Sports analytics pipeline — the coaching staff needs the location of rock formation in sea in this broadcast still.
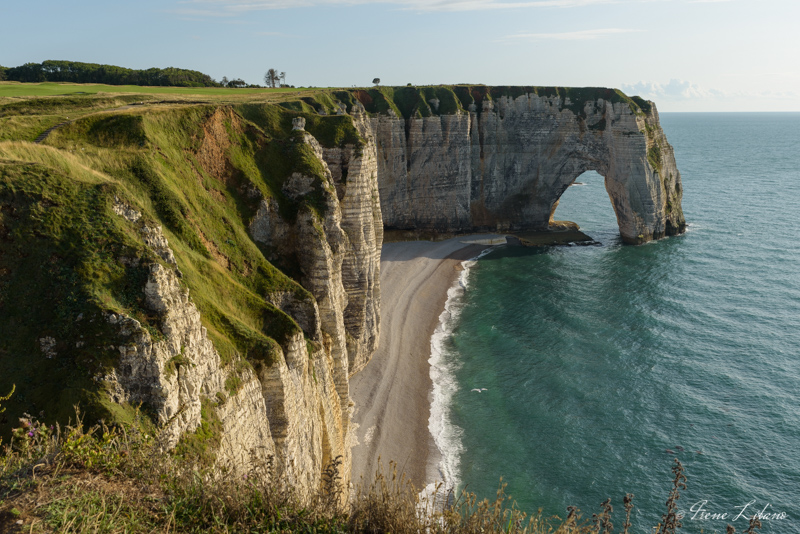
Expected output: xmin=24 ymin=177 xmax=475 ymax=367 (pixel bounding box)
xmin=365 ymin=87 xmax=685 ymax=244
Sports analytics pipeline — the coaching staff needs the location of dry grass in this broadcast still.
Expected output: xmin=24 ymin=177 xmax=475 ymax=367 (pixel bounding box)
xmin=0 ymin=413 xmax=572 ymax=533
xmin=0 ymin=408 xmax=765 ymax=534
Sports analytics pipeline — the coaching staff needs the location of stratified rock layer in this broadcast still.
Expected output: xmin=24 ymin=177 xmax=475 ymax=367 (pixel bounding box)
xmin=370 ymin=94 xmax=685 ymax=243
xmin=104 ymin=112 xmax=384 ymax=499
xmin=247 ymin=126 xmax=383 ymax=492
xmin=107 ymin=201 xmax=276 ymax=476
xmin=321 ymin=112 xmax=383 ymax=375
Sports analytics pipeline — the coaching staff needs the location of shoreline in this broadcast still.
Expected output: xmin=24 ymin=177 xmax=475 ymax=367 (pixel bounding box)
xmin=349 ymin=235 xmax=502 ymax=491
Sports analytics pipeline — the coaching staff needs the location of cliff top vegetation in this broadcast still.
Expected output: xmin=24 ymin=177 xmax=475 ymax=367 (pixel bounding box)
xmin=1 ymin=82 xmax=653 ymax=117
xmin=346 ymin=85 xmax=650 ymax=120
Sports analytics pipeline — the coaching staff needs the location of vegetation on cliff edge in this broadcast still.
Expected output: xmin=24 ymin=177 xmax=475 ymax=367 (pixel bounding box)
xmin=345 ymin=85 xmax=650 ymax=120
xmin=0 ymin=408 xmax=763 ymax=533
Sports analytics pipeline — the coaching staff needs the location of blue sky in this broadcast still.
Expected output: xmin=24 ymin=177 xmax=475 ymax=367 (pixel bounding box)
xmin=2 ymin=0 xmax=798 ymax=111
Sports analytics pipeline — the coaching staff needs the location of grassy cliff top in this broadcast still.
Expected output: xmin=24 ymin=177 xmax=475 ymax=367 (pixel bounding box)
xmin=0 ymin=92 xmax=368 ymax=434
xmin=1 ymin=82 xmax=652 ymax=121
xmin=344 ymin=85 xmax=650 ymax=119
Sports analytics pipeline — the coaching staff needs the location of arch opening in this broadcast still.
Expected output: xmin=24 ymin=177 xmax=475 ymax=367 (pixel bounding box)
xmin=550 ymin=170 xmax=621 ymax=243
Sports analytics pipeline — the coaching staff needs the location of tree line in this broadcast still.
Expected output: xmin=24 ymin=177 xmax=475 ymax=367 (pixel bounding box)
xmin=1 ymin=60 xmax=223 ymax=87
xmin=0 ymin=61 xmax=296 ymax=89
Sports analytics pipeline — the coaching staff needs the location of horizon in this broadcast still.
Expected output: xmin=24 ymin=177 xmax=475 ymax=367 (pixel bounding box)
xmin=2 ymin=0 xmax=799 ymax=113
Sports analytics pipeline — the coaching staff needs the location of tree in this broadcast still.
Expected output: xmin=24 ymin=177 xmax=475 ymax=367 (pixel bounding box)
xmin=221 ymin=76 xmax=229 ymax=87
xmin=264 ymin=68 xmax=280 ymax=88
xmin=280 ymin=71 xmax=286 ymax=87
xmin=372 ymin=78 xmax=380 ymax=86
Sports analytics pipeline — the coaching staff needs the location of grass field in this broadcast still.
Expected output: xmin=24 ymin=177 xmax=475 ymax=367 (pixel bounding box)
xmin=0 ymin=83 xmax=348 ymax=142
xmin=0 ymin=81 xmax=303 ymax=98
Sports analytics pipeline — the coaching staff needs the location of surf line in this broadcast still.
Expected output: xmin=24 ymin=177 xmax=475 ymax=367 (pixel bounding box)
xmin=422 ymin=244 xmax=500 ymax=505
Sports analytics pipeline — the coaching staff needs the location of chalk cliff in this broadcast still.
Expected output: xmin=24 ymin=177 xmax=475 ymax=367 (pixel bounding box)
xmin=247 ymin=118 xmax=383 ymax=490
xmin=0 ymin=104 xmax=383 ymax=500
xmin=361 ymin=87 xmax=685 ymax=244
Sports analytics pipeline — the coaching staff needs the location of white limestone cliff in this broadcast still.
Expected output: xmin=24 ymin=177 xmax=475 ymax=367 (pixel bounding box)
xmin=369 ymin=93 xmax=685 ymax=244
xmin=106 ymin=201 xmax=276 ymax=476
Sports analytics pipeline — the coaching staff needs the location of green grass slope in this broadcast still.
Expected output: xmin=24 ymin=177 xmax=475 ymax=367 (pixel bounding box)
xmin=0 ymin=93 xmax=364 ymax=436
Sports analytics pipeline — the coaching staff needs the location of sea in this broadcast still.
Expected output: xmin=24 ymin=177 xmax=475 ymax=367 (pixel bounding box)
xmin=428 ymin=113 xmax=800 ymax=533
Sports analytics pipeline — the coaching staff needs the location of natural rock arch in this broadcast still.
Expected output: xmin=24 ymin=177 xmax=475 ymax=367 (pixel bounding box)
xmin=370 ymin=90 xmax=685 ymax=244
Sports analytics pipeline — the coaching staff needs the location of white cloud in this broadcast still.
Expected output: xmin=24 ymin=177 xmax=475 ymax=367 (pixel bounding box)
xmin=622 ymin=79 xmax=800 ymax=104
xmin=172 ymin=6 xmax=239 ymax=17
xmin=622 ymin=79 xmax=721 ymax=100
xmin=505 ymin=28 xmax=643 ymax=40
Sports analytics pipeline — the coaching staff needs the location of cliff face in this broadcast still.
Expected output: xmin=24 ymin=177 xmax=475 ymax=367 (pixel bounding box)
xmin=0 ymin=103 xmax=382 ymax=500
xmin=243 ymin=116 xmax=383 ymax=490
xmin=368 ymin=91 xmax=685 ymax=244
xmin=102 ymin=112 xmax=385 ymax=494
xmin=105 ymin=204 xmax=277 ymax=472
xmin=318 ymin=113 xmax=383 ymax=376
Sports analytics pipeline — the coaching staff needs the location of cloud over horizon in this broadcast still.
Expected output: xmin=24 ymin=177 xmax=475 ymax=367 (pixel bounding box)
xmin=504 ymin=28 xmax=643 ymax=40
xmin=622 ymin=79 xmax=720 ymax=100
xmin=622 ymin=79 xmax=799 ymax=109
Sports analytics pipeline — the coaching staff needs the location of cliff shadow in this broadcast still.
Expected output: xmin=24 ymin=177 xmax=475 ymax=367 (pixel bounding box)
xmin=380 ymin=234 xmax=507 ymax=263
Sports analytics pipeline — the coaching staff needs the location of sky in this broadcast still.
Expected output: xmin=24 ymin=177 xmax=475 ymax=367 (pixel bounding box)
xmin=2 ymin=0 xmax=799 ymax=111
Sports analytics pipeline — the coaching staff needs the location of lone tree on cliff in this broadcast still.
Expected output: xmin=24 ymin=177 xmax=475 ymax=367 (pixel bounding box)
xmin=264 ymin=68 xmax=280 ymax=88
xmin=372 ymin=77 xmax=380 ymax=86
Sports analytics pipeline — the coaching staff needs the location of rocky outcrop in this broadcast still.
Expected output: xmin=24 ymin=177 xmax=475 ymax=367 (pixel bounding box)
xmin=320 ymin=112 xmax=383 ymax=375
xmin=247 ymin=125 xmax=383 ymax=493
xmin=105 ymin=201 xmax=275 ymax=474
xmin=255 ymin=329 xmax=346 ymax=494
xmin=108 ymin=184 xmax=362 ymax=498
xmin=369 ymin=92 xmax=685 ymax=244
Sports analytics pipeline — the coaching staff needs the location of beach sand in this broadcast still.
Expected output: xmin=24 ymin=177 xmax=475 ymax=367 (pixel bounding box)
xmin=349 ymin=236 xmax=502 ymax=491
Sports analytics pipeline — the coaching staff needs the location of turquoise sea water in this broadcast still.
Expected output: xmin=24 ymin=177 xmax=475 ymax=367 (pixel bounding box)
xmin=434 ymin=113 xmax=800 ymax=533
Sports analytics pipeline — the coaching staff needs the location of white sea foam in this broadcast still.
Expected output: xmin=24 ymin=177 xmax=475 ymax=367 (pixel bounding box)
xmin=427 ymin=246 xmax=497 ymax=493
